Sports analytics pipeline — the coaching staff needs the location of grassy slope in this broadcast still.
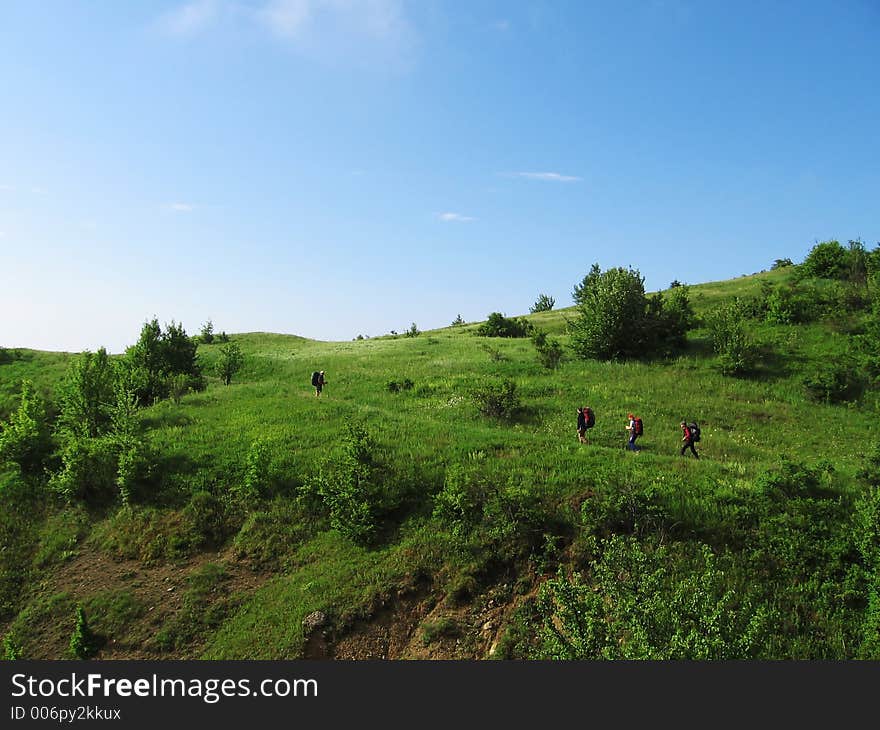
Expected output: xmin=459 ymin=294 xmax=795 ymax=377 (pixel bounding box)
xmin=1 ymin=266 xmax=877 ymax=659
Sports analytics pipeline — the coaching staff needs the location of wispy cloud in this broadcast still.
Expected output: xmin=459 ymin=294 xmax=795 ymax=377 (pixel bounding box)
xmin=437 ymin=212 xmax=474 ymax=223
xmin=167 ymin=202 xmax=196 ymax=212
xmin=492 ymin=19 xmax=511 ymax=31
xmin=508 ymin=171 xmax=582 ymax=182
xmin=157 ymin=0 xmax=416 ymax=67
xmin=158 ymin=0 xmax=225 ymax=36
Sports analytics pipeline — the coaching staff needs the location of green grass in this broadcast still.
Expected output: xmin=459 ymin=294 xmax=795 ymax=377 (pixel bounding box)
xmin=2 ymin=266 xmax=879 ymax=659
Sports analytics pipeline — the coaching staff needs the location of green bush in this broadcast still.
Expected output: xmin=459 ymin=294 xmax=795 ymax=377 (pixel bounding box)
xmin=800 ymin=240 xmax=848 ymax=280
xmin=216 ymin=342 xmax=244 ymax=386
xmin=532 ymin=331 xmax=564 ymax=370
xmin=803 ymin=361 xmax=865 ymax=404
xmin=56 ymin=348 xmax=117 ymax=439
xmin=183 ymin=491 xmax=228 ymax=548
xmin=0 ymin=380 xmax=53 ymax=480
xmin=433 ymin=463 xmax=491 ymax=537
xmin=470 ymin=379 xmax=520 ymax=419
xmin=69 ymin=605 xmax=102 ymax=659
xmin=529 ymin=294 xmax=555 ymax=313
xmin=705 ymin=300 xmax=759 ymax=375
xmin=476 ymin=312 xmax=533 ymax=338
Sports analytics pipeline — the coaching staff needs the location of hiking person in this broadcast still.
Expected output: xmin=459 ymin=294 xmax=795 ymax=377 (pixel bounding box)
xmin=680 ymin=420 xmax=700 ymax=458
xmin=311 ymin=370 xmax=326 ymax=397
xmin=626 ymin=413 xmax=643 ymax=451
xmin=577 ymin=406 xmax=595 ymax=444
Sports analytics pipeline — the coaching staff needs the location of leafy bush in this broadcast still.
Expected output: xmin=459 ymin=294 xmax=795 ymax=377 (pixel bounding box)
xmin=800 ymin=240 xmax=848 ymax=280
xmin=537 ymin=536 xmax=774 ymax=659
xmin=529 ymin=294 xmax=555 ymax=313
xmin=570 ymin=264 xmax=694 ymax=360
xmin=239 ymin=438 xmax=272 ymax=502
xmin=405 ymin=323 xmax=421 ymax=338
xmin=531 ymin=330 xmax=564 ymax=369
xmin=57 ymin=348 xmax=117 ymax=439
xmin=433 ymin=462 xmax=492 ymax=537
xmin=451 ymin=314 xmax=465 ymax=326
xmin=772 ymin=258 xmax=794 ymax=269
xmin=183 ymin=491 xmax=229 ymax=548
xmin=705 ymin=300 xmax=759 ymax=375
xmin=803 ymin=360 xmax=865 ymax=404
xmin=476 ymin=312 xmax=533 ymax=338
xmin=0 ymin=380 xmax=53 ymax=479
xmin=470 ymin=379 xmax=520 ymax=419
xmin=49 ymin=435 xmax=118 ymax=502
xmin=386 ymin=379 xmax=414 ymax=393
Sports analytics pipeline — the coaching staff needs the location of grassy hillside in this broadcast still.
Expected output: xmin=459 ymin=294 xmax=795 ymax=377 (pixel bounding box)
xmin=2 ymin=266 xmax=879 ymax=660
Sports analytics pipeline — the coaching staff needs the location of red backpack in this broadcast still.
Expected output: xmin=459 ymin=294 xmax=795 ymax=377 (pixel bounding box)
xmin=634 ymin=417 xmax=643 ymax=436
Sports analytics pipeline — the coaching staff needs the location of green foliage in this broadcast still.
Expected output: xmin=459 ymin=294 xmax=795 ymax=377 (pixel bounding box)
xmin=3 ymin=633 xmax=23 ymax=659
xmin=772 ymin=258 xmax=794 ymax=269
xmin=122 ymin=318 xmax=204 ymax=405
xmin=451 ymin=314 xmax=465 ymax=326
xmin=469 ymin=378 xmax=520 ymax=419
xmin=476 ymin=312 xmax=533 ymax=338
xmin=433 ymin=462 xmax=491 ymax=537
xmin=570 ymin=265 xmax=693 ymax=360
xmin=531 ymin=330 xmax=564 ymax=370
xmin=300 ymin=425 xmax=403 ymax=545
xmin=0 ymin=380 xmax=53 ymax=479
xmin=217 ymin=331 xmax=230 ymax=343
xmin=183 ymin=491 xmax=229 ymax=549
xmin=705 ymin=299 xmax=759 ymax=375
xmin=57 ymin=348 xmax=117 ymax=439
xmin=233 ymin=499 xmax=312 ymax=571
xmin=386 ymin=378 xmax=414 ymax=393
xmin=529 ymin=293 xmax=555 ymax=313
xmin=216 ymin=342 xmax=244 ymax=386
xmin=404 ymin=323 xmax=421 ymax=338
xmin=49 ymin=434 xmax=117 ymax=501
xmin=69 ymin=605 xmax=102 ymax=659
xmin=800 ymin=240 xmax=848 ymax=280
xmin=200 ymin=320 xmax=215 ymax=345
xmin=538 ymin=537 xmax=774 ymax=659
xmin=240 ymin=438 xmax=272 ymax=503
xmin=802 ymin=359 xmax=865 ymax=404
xmin=421 ymin=617 xmax=460 ymax=645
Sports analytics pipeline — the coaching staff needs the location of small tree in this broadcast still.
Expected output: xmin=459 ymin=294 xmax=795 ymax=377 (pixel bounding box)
xmin=530 ymin=294 xmax=555 ymax=313
xmin=800 ymin=240 xmax=848 ymax=280
xmin=452 ymin=314 xmax=465 ymax=326
xmin=405 ymin=323 xmax=421 ymax=338
xmin=470 ymin=379 xmax=520 ymax=419
xmin=57 ymin=348 xmax=117 ymax=439
xmin=216 ymin=343 xmax=244 ymax=386
xmin=772 ymin=258 xmax=794 ymax=270
xmin=706 ymin=300 xmax=758 ymax=376
xmin=0 ymin=380 xmax=53 ymax=479
xmin=532 ymin=330 xmax=564 ymax=369
xmin=200 ymin=320 xmax=215 ymax=344
xmin=477 ymin=312 xmax=532 ymax=338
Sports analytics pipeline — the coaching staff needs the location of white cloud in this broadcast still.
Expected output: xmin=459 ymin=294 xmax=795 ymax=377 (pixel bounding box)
xmin=437 ymin=212 xmax=474 ymax=222
xmin=493 ymin=19 xmax=511 ymax=31
xmin=157 ymin=0 xmax=416 ymax=66
xmin=167 ymin=202 xmax=196 ymax=212
xmin=509 ymin=172 xmax=582 ymax=182
xmin=159 ymin=0 xmax=224 ymax=36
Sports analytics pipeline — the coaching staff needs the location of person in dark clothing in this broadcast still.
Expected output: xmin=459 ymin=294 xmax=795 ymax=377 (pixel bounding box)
xmin=576 ymin=407 xmax=593 ymax=444
xmin=626 ymin=413 xmax=641 ymax=451
xmin=680 ymin=420 xmax=699 ymax=458
xmin=315 ymin=370 xmax=326 ymax=397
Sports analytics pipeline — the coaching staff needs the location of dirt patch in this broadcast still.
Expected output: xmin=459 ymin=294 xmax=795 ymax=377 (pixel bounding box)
xmin=26 ymin=546 xmax=267 ymax=659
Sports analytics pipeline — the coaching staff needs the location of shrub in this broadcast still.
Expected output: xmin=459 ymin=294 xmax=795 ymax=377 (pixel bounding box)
xmin=532 ymin=330 xmax=564 ymax=369
xmin=387 ymin=379 xmax=414 ymax=394
xmin=216 ymin=342 xmax=245 ymax=386
xmin=405 ymin=323 xmax=421 ymax=338
xmin=0 ymin=380 xmax=53 ymax=479
xmin=122 ymin=318 xmax=204 ymax=405
xmin=477 ymin=312 xmax=533 ymax=338
xmin=803 ymin=361 xmax=865 ymax=404
xmin=470 ymin=379 xmax=520 ymax=419
xmin=183 ymin=491 xmax=228 ymax=548
xmin=199 ymin=320 xmax=215 ymax=344
xmin=800 ymin=240 xmax=848 ymax=280
xmin=451 ymin=314 xmax=465 ymax=326
xmin=433 ymin=463 xmax=492 ymax=537
xmin=57 ymin=348 xmax=117 ymax=439
xmin=240 ymin=438 xmax=272 ymax=503
xmin=705 ymin=300 xmax=759 ymax=375
xmin=49 ymin=435 xmax=118 ymax=502
xmin=3 ymin=633 xmax=22 ymax=660
xmin=217 ymin=331 xmax=230 ymax=343
xmin=529 ymin=294 xmax=555 ymax=313
xmin=772 ymin=258 xmax=794 ymax=269
xmin=69 ymin=605 xmax=102 ymax=659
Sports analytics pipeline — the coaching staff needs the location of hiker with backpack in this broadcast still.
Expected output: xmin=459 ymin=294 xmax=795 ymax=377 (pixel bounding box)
xmin=626 ymin=413 xmax=643 ymax=451
xmin=680 ymin=420 xmax=700 ymax=458
xmin=311 ymin=370 xmax=326 ymax=397
xmin=577 ymin=406 xmax=595 ymax=444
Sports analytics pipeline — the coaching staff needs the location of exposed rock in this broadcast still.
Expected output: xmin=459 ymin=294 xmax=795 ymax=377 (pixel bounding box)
xmin=302 ymin=611 xmax=327 ymax=632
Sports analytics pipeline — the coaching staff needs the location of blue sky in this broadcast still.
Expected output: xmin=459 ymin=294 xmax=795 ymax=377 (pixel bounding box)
xmin=1 ymin=1 xmax=878 ymax=352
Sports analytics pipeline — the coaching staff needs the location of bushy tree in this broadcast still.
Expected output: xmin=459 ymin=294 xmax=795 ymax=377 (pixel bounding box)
xmin=69 ymin=605 xmax=101 ymax=659
xmin=530 ymin=294 xmax=555 ymax=313
xmin=57 ymin=348 xmax=117 ymax=439
xmin=476 ymin=312 xmax=532 ymax=338
xmin=451 ymin=314 xmax=465 ymax=326
xmin=405 ymin=323 xmax=421 ymax=338
xmin=705 ymin=300 xmax=758 ymax=375
xmin=470 ymin=379 xmax=520 ymax=418
xmin=122 ymin=319 xmax=204 ymax=405
xmin=569 ymin=266 xmax=649 ymax=360
xmin=800 ymin=240 xmax=848 ymax=279
xmin=0 ymin=380 xmax=53 ymax=479
xmin=772 ymin=258 xmax=794 ymax=270
xmin=216 ymin=342 xmax=244 ymax=386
